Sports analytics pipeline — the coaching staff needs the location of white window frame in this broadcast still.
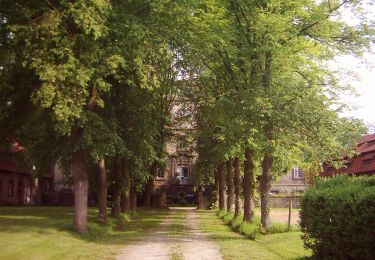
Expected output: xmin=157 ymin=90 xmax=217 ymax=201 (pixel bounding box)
xmin=292 ymin=166 xmax=302 ymax=179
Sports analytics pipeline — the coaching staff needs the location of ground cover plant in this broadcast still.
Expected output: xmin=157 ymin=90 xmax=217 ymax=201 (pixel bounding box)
xmin=197 ymin=210 xmax=311 ymax=260
xmin=0 ymin=207 xmax=168 ymax=260
xmin=300 ymin=175 xmax=375 ymax=259
xmin=218 ymin=209 xmax=300 ymax=240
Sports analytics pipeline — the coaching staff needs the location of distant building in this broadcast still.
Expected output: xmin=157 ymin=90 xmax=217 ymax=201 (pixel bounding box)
xmin=0 ymin=143 xmax=34 ymax=205
xmin=321 ymin=133 xmax=375 ymax=177
xmin=0 ymin=143 xmax=73 ymax=206
xmin=151 ymin=104 xmax=198 ymax=206
xmin=270 ymin=166 xmax=308 ymax=194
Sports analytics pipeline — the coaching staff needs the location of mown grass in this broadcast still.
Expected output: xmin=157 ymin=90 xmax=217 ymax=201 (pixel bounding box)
xmin=0 ymin=206 xmax=168 ymax=260
xmin=197 ymin=210 xmax=311 ymax=260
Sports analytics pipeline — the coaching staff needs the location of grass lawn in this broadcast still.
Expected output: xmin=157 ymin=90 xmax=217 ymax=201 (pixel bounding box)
xmin=0 ymin=206 xmax=168 ymax=260
xmin=197 ymin=210 xmax=312 ymax=260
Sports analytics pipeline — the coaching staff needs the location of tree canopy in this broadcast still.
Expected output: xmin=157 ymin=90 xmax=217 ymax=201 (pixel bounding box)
xmin=0 ymin=0 xmax=373 ymax=233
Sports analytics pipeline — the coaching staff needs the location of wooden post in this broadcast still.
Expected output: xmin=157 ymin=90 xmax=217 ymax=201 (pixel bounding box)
xmin=288 ymin=199 xmax=292 ymax=230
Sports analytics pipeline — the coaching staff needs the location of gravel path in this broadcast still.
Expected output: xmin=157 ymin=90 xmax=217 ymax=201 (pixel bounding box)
xmin=116 ymin=208 xmax=222 ymax=260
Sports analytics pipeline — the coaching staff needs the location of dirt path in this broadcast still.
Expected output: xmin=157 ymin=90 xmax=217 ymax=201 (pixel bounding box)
xmin=116 ymin=208 xmax=222 ymax=260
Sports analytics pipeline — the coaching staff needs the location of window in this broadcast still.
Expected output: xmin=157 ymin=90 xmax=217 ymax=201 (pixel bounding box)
xmin=156 ymin=168 xmax=164 ymax=178
xmin=292 ymin=166 xmax=303 ymax=179
xmin=176 ymin=165 xmax=189 ymax=179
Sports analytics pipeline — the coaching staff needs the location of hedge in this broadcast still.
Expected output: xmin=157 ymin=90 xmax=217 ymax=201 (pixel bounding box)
xmin=300 ymin=175 xmax=375 ymax=259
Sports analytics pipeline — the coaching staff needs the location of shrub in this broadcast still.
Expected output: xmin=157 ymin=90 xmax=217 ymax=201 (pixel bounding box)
xmin=217 ymin=210 xmax=227 ymax=218
xmin=239 ymin=221 xmax=259 ymax=239
xmin=231 ymin=215 xmax=242 ymax=231
xmin=222 ymin=212 xmax=235 ymax=225
xmin=217 ymin=210 xmax=296 ymax=240
xmin=300 ymin=175 xmax=375 ymax=259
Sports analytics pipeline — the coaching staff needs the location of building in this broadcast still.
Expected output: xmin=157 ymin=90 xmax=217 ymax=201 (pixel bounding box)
xmin=0 ymin=143 xmax=72 ymax=206
xmin=0 ymin=143 xmax=34 ymax=205
xmin=151 ymin=104 xmax=198 ymax=206
xmin=270 ymin=166 xmax=308 ymax=194
xmin=321 ymin=133 xmax=375 ymax=177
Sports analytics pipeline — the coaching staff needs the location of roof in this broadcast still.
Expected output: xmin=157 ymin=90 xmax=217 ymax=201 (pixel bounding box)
xmin=356 ymin=133 xmax=375 ymax=154
xmin=321 ymin=133 xmax=375 ymax=177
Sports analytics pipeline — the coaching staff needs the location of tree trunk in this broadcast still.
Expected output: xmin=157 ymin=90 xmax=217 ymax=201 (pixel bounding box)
xmin=111 ymin=157 xmax=121 ymax=217
xmin=144 ymin=161 xmax=157 ymax=207
xmin=218 ymin=162 xmax=226 ymax=212
xmin=97 ymin=158 xmax=107 ymax=222
xmin=214 ymin=169 xmax=219 ymax=207
xmin=243 ymin=148 xmax=255 ymax=222
xmin=226 ymin=159 xmax=234 ymax=212
xmin=260 ymin=153 xmax=273 ymax=230
xmin=72 ymin=148 xmax=88 ymax=234
xmin=120 ymin=158 xmax=131 ymax=213
xmin=233 ymin=158 xmax=242 ymax=217
xmin=35 ymin=177 xmax=42 ymax=205
xmin=130 ymin=185 xmax=137 ymax=211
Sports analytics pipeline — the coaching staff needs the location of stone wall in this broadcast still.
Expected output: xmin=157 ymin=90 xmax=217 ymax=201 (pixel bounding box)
xmin=254 ymin=196 xmax=301 ymax=208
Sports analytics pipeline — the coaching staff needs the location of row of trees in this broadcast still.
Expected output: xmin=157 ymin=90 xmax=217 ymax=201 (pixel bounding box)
xmin=0 ymin=0 xmax=190 ymax=233
xmin=183 ymin=0 xmax=372 ymax=230
xmin=0 ymin=0 xmax=373 ymax=233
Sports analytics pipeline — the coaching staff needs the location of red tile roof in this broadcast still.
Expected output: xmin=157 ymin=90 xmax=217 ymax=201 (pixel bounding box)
xmin=321 ymin=133 xmax=375 ymax=176
xmin=356 ymin=133 xmax=375 ymax=154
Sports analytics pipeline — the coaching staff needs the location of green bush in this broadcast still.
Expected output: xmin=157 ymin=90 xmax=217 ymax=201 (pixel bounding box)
xmin=222 ymin=212 xmax=235 ymax=225
xmin=239 ymin=221 xmax=259 ymax=239
xmin=231 ymin=215 xmax=242 ymax=230
xmin=300 ymin=175 xmax=375 ymax=259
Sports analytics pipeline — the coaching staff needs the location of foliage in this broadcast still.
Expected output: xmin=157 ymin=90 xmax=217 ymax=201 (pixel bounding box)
xmin=197 ymin=210 xmax=311 ymax=259
xmin=300 ymin=175 xmax=375 ymax=259
xmin=217 ymin=210 xmax=299 ymax=240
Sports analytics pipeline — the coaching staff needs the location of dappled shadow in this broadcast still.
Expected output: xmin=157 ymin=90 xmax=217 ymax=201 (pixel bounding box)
xmin=0 ymin=206 xmax=170 ymax=246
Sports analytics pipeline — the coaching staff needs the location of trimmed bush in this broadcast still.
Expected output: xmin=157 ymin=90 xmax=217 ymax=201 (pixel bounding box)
xmin=300 ymin=175 xmax=375 ymax=259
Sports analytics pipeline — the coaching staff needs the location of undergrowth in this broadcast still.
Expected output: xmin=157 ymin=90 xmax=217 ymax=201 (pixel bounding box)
xmin=216 ymin=210 xmax=299 ymax=240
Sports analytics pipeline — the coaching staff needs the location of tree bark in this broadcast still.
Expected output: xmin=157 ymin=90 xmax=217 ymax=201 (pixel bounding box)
xmin=218 ymin=162 xmax=226 ymax=212
xmin=213 ymin=169 xmax=219 ymax=207
xmin=233 ymin=158 xmax=242 ymax=217
xmin=72 ymin=148 xmax=88 ymax=233
xmin=260 ymin=153 xmax=273 ymax=230
xmin=35 ymin=177 xmax=42 ymax=205
xmin=260 ymin=49 xmax=274 ymax=230
xmin=97 ymin=158 xmax=107 ymax=222
xmin=226 ymin=159 xmax=234 ymax=212
xmin=111 ymin=157 xmax=121 ymax=217
xmin=243 ymin=148 xmax=255 ymax=222
xmin=143 ymin=161 xmax=157 ymax=207
xmin=130 ymin=185 xmax=137 ymax=211
xmin=120 ymin=158 xmax=131 ymax=213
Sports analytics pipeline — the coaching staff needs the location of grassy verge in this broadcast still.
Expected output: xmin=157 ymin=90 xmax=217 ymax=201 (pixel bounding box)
xmin=218 ymin=210 xmax=299 ymax=239
xmin=197 ymin=210 xmax=311 ymax=260
xmin=0 ymin=206 xmax=168 ymax=260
